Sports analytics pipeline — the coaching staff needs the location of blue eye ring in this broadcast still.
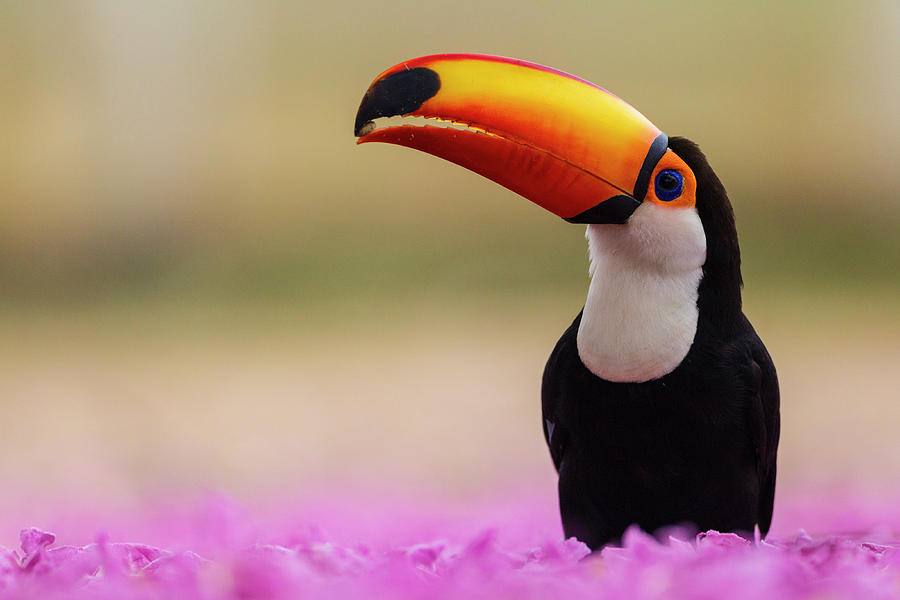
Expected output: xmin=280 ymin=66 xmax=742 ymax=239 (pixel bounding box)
xmin=654 ymin=170 xmax=684 ymax=202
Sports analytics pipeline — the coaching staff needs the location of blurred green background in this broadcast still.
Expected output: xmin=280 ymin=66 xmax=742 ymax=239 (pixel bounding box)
xmin=0 ymin=1 xmax=897 ymax=516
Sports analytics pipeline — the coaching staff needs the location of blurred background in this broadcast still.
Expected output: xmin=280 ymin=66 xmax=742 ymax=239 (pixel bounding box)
xmin=0 ymin=1 xmax=897 ymax=537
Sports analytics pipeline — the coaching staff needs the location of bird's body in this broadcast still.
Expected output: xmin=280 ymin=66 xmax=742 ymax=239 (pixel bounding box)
xmin=543 ymin=137 xmax=779 ymax=549
xmin=544 ymin=308 xmax=778 ymax=549
xmin=355 ymin=55 xmax=780 ymax=551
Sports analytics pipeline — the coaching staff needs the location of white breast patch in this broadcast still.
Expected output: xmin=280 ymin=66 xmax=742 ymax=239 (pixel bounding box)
xmin=577 ymin=203 xmax=707 ymax=383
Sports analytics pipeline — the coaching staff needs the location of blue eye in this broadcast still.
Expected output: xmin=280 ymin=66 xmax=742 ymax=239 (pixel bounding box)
xmin=654 ymin=170 xmax=684 ymax=201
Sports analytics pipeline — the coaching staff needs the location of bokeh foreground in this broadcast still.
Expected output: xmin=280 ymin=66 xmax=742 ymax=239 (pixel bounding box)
xmin=1 ymin=488 xmax=899 ymax=599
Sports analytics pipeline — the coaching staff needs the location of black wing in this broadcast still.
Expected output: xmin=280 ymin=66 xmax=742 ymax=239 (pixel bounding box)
xmin=746 ymin=331 xmax=780 ymax=537
xmin=541 ymin=313 xmax=581 ymax=473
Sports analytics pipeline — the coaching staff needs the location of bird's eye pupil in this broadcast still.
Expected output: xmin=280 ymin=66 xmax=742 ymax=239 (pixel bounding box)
xmin=658 ymin=173 xmax=678 ymax=191
xmin=654 ymin=170 xmax=684 ymax=201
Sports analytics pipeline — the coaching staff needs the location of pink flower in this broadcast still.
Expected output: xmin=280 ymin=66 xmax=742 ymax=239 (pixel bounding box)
xmin=0 ymin=491 xmax=896 ymax=599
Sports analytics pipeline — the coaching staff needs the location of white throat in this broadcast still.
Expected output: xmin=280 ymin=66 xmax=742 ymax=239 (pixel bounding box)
xmin=577 ymin=203 xmax=707 ymax=383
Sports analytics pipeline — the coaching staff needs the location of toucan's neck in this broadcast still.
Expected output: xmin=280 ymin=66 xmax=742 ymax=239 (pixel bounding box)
xmin=667 ymin=136 xmax=744 ymax=328
xmin=576 ymin=205 xmax=707 ymax=383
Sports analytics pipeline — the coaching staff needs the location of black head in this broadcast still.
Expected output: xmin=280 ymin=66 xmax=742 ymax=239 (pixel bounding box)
xmin=667 ymin=137 xmax=743 ymax=323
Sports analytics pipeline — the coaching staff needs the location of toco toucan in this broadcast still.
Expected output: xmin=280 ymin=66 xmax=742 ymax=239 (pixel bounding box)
xmin=353 ymin=54 xmax=780 ymax=550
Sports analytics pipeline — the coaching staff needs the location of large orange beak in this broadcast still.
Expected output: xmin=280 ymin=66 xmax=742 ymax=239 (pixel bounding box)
xmin=354 ymin=54 xmax=674 ymax=224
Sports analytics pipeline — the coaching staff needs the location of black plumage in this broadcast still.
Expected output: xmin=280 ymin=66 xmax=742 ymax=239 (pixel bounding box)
xmin=541 ymin=137 xmax=780 ymax=551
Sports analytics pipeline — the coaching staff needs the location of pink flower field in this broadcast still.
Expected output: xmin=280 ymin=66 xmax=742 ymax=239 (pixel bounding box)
xmin=2 ymin=487 xmax=898 ymax=599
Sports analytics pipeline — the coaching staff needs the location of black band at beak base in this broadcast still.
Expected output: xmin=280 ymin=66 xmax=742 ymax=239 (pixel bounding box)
xmin=564 ymin=195 xmax=642 ymax=224
xmin=633 ymin=133 xmax=669 ymax=201
xmin=564 ymin=133 xmax=668 ymax=224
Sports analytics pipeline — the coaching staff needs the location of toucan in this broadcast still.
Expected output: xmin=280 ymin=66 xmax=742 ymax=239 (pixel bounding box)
xmin=353 ymin=54 xmax=780 ymax=551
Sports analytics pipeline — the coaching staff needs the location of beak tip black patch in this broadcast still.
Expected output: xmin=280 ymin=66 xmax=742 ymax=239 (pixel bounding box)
xmin=354 ymin=67 xmax=441 ymax=137
xmin=355 ymin=120 xmax=376 ymax=137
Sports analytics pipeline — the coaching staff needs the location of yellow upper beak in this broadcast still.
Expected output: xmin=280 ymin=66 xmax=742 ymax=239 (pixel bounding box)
xmin=355 ymin=54 xmax=688 ymax=223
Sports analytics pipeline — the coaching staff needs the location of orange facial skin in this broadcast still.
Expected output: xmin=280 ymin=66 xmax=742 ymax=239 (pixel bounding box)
xmin=355 ymin=54 xmax=697 ymax=222
xmin=647 ymin=151 xmax=697 ymax=210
